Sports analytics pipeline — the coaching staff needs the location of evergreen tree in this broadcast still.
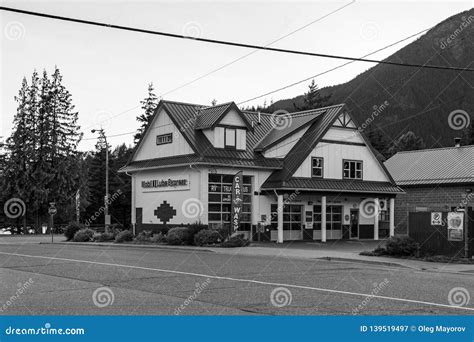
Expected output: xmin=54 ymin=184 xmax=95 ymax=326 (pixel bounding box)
xmin=134 ymin=83 xmax=158 ymax=144
xmin=461 ymin=120 xmax=474 ymax=145
xmin=295 ymin=79 xmax=332 ymax=111
xmin=366 ymin=129 xmax=392 ymax=160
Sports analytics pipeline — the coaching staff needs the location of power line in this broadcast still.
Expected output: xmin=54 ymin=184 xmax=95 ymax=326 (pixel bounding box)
xmin=1 ymin=6 xmax=473 ymax=73
xmin=159 ymin=1 xmax=355 ymax=97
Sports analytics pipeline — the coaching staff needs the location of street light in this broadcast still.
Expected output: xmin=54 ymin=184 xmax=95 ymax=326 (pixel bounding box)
xmin=91 ymin=128 xmax=110 ymax=232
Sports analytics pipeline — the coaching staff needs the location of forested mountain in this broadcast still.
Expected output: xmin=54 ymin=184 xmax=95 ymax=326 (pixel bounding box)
xmin=269 ymin=9 xmax=473 ymax=149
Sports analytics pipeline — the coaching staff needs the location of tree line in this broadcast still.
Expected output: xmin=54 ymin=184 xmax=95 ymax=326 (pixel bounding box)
xmin=0 ymin=68 xmax=159 ymax=231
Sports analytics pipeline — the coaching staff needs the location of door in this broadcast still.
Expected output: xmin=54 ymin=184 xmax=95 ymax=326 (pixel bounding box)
xmin=350 ymin=209 xmax=359 ymax=239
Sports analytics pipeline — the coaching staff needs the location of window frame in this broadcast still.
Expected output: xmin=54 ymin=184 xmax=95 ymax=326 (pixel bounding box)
xmin=224 ymin=127 xmax=237 ymax=149
xmin=156 ymin=133 xmax=173 ymax=146
xmin=311 ymin=157 xmax=324 ymax=178
xmin=342 ymin=159 xmax=363 ymax=180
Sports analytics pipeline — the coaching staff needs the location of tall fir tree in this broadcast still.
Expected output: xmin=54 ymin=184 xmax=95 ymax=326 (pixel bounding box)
xmin=294 ymin=79 xmax=332 ymax=111
xmin=134 ymin=83 xmax=158 ymax=144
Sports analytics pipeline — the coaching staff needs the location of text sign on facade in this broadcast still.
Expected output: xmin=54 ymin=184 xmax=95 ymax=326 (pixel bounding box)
xmin=447 ymin=212 xmax=464 ymax=242
xmin=141 ymin=175 xmax=190 ymax=192
xmin=230 ymin=171 xmax=243 ymax=232
xmin=430 ymin=212 xmax=442 ymax=225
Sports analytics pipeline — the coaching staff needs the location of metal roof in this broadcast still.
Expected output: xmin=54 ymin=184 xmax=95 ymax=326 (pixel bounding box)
xmin=384 ymin=145 xmax=474 ymax=185
xmin=254 ymin=109 xmax=326 ymax=151
xmin=261 ymin=178 xmax=404 ymax=194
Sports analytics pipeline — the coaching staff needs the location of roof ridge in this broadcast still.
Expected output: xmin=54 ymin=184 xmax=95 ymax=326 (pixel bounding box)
xmin=396 ymin=144 xmax=474 ymax=154
xmin=289 ymin=103 xmax=345 ymax=116
xmin=200 ymin=101 xmax=234 ymax=110
xmin=162 ymin=99 xmax=206 ymax=107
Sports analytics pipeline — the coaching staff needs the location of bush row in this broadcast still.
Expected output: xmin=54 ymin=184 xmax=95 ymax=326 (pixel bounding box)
xmin=65 ymin=222 xmax=249 ymax=248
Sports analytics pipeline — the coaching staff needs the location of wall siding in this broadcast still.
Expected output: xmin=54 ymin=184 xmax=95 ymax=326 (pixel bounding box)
xmin=134 ymin=109 xmax=194 ymax=161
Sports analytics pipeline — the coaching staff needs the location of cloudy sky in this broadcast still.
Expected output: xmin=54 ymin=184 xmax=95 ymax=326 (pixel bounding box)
xmin=1 ymin=0 xmax=471 ymax=151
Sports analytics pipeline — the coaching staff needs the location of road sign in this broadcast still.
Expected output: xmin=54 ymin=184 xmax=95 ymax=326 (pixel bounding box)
xmin=430 ymin=212 xmax=442 ymax=225
xmin=48 ymin=207 xmax=57 ymax=216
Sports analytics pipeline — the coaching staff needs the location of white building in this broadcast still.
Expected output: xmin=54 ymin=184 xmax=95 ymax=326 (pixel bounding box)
xmin=119 ymin=100 xmax=403 ymax=242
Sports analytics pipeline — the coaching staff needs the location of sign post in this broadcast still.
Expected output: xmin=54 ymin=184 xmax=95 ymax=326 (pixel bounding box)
xmin=48 ymin=202 xmax=57 ymax=243
xmin=75 ymin=189 xmax=80 ymax=223
xmin=447 ymin=212 xmax=464 ymax=242
xmin=230 ymin=171 xmax=243 ymax=238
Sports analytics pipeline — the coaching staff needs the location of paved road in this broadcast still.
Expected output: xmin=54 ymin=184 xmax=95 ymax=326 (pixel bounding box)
xmin=0 ymin=242 xmax=472 ymax=315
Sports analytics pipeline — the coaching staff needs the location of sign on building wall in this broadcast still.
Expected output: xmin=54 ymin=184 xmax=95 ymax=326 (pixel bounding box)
xmin=230 ymin=171 xmax=243 ymax=232
xmin=430 ymin=212 xmax=442 ymax=226
xmin=141 ymin=175 xmax=190 ymax=192
xmin=447 ymin=212 xmax=464 ymax=241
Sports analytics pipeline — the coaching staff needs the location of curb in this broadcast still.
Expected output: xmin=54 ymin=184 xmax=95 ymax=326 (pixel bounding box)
xmin=39 ymin=242 xmax=214 ymax=253
xmin=316 ymin=256 xmax=414 ymax=269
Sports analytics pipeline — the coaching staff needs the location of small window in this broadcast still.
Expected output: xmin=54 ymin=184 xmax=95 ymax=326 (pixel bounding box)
xmin=224 ymin=128 xmax=236 ymax=148
xmin=343 ymin=159 xmax=363 ymax=180
xmin=156 ymin=133 xmax=172 ymax=145
xmin=312 ymin=157 xmax=323 ymax=178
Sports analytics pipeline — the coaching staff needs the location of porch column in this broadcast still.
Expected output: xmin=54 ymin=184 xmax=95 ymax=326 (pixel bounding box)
xmin=277 ymin=194 xmax=284 ymax=243
xmin=389 ymin=198 xmax=395 ymax=237
xmin=374 ymin=198 xmax=379 ymax=240
xmin=321 ymin=196 xmax=327 ymax=242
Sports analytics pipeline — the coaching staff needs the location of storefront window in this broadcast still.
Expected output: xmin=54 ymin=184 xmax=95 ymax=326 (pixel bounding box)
xmin=208 ymin=174 xmax=252 ymax=231
xmin=270 ymin=204 xmax=303 ymax=230
xmin=313 ymin=205 xmax=342 ymax=230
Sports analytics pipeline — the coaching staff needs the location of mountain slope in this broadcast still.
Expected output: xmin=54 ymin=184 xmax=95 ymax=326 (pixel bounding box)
xmin=271 ymin=9 xmax=474 ymax=148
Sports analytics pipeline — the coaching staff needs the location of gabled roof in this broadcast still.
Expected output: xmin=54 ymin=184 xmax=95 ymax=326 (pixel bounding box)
xmin=255 ymin=108 xmax=326 ymax=151
xmin=261 ymin=104 xmax=399 ymax=189
xmin=384 ymin=145 xmax=474 ymax=185
xmin=194 ymin=102 xmax=253 ymax=130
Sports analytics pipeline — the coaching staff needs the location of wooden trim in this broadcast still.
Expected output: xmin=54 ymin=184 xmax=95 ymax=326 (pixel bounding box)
xmin=224 ymin=127 xmax=237 ymax=149
xmin=320 ymin=139 xmax=365 ymax=146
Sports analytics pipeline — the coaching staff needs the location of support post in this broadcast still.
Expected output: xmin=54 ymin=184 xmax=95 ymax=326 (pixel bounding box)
xmin=389 ymin=198 xmax=395 ymax=237
xmin=277 ymin=194 xmax=284 ymax=243
xmin=321 ymin=196 xmax=327 ymax=242
xmin=374 ymin=198 xmax=379 ymax=240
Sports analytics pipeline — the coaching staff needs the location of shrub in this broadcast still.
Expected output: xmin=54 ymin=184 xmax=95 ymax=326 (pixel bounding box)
xmin=115 ymin=230 xmax=134 ymax=243
xmin=73 ymin=228 xmax=95 ymax=242
xmin=385 ymin=236 xmax=419 ymax=256
xmin=150 ymin=232 xmax=166 ymax=244
xmin=93 ymin=232 xmax=115 ymax=242
xmin=194 ymin=229 xmax=221 ymax=246
xmin=134 ymin=230 xmax=153 ymax=242
xmin=221 ymin=234 xmax=250 ymax=248
xmin=216 ymin=227 xmax=230 ymax=241
xmin=166 ymin=227 xmax=192 ymax=245
xmin=64 ymin=222 xmax=84 ymax=241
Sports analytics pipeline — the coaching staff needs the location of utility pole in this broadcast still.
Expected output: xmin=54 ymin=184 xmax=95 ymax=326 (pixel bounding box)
xmin=91 ymin=128 xmax=110 ymax=232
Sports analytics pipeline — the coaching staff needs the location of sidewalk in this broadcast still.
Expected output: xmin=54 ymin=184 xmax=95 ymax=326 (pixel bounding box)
xmin=207 ymin=241 xmax=474 ymax=274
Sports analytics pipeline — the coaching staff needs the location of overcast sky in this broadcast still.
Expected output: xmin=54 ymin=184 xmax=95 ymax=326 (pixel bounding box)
xmin=1 ymin=0 xmax=471 ymax=151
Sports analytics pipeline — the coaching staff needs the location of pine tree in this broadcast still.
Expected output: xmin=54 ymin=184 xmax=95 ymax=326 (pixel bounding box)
xmin=134 ymin=83 xmax=158 ymax=144
xmin=387 ymin=131 xmax=426 ymax=156
xmin=295 ymin=79 xmax=332 ymax=111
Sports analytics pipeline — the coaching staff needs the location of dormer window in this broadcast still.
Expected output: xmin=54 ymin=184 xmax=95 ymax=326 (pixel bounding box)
xmin=224 ymin=128 xmax=236 ymax=149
